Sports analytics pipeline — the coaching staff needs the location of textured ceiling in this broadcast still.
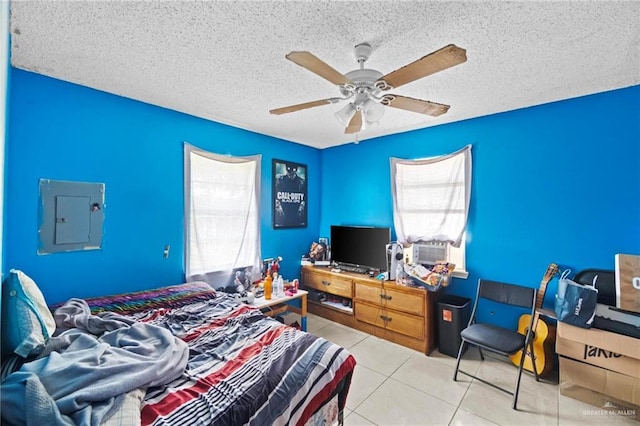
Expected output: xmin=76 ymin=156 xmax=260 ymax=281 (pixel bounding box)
xmin=9 ymin=1 xmax=640 ymax=149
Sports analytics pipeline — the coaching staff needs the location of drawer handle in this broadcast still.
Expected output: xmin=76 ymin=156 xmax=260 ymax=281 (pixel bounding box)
xmin=380 ymin=315 xmax=392 ymax=322
xmin=380 ymin=294 xmax=392 ymax=301
xmin=321 ymin=280 xmax=331 ymax=286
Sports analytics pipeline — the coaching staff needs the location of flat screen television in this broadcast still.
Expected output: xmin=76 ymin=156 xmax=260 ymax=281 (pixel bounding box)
xmin=330 ymin=225 xmax=390 ymax=272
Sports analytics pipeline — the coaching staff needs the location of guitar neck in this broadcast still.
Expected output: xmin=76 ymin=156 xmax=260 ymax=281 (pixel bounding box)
xmin=535 ymin=263 xmax=559 ymax=311
xmin=535 ymin=281 xmax=548 ymax=310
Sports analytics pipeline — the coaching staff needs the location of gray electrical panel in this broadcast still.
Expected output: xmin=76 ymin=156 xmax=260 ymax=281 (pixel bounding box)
xmin=38 ymin=179 xmax=105 ymax=254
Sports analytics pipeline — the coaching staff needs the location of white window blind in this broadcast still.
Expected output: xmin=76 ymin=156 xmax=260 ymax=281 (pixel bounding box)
xmin=391 ymin=145 xmax=472 ymax=248
xmin=184 ymin=143 xmax=261 ymax=284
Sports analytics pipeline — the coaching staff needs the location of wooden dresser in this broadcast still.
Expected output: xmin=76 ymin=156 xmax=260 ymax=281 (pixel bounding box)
xmin=301 ymin=265 xmax=443 ymax=354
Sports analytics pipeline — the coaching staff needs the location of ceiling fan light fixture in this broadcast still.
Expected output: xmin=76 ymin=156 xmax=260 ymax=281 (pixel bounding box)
xmin=334 ymin=102 xmax=357 ymax=126
xmin=362 ymin=98 xmax=385 ymax=123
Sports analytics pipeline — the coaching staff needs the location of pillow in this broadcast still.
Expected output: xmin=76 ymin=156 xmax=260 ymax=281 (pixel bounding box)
xmin=1 ymin=270 xmax=56 ymax=358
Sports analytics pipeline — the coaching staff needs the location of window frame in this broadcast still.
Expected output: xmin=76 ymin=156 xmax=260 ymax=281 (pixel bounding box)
xmin=183 ymin=143 xmax=261 ymax=283
xmin=391 ymin=145 xmax=471 ymax=278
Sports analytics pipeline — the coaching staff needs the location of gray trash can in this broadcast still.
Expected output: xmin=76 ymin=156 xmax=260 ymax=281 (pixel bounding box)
xmin=438 ymin=295 xmax=471 ymax=357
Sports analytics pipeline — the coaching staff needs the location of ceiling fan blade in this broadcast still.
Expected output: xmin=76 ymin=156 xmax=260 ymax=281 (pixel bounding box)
xmin=379 ymin=44 xmax=467 ymax=89
xmin=270 ymin=99 xmax=336 ymax=115
xmin=345 ymin=110 xmax=363 ymax=134
xmin=382 ymin=95 xmax=450 ymax=117
xmin=286 ymin=51 xmax=351 ymax=86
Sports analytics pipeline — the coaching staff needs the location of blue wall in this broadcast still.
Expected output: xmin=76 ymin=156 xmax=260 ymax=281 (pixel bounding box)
xmin=5 ymin=68 xmax=639 ymax=311
xmin=5 ymin=69 xmax=320 ymax=304
xmin=320 ymin=85 xmax=640 ymax=307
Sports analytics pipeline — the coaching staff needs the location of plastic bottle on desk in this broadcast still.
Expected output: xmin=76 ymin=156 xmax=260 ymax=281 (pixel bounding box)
xmin=275 ymin=274 xmax=284 ymax=298
xmin=264 ymin=275 xmax=273 ymax=300
xmin=272 ymin=273 xmax=279 ymax=298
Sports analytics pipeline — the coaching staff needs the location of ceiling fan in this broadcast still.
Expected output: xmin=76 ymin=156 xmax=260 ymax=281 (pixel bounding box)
xmin=270 ymin=43 xmax=467 ymax=135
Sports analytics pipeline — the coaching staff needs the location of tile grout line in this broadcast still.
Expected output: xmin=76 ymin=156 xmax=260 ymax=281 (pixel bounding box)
xmin=318 ymin=319 xmax=491 ymax=425
xmin=324 ymin=318 xmax=563 ymax=425
xmin=348 ymin=373 xmax=386 ymax=425
xmin=350 ymin=351 xmax=433 ymax=425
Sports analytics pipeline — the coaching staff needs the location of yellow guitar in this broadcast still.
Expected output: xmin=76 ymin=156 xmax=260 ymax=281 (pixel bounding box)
xmin=509 ymin=263 xmax=559 ymax=377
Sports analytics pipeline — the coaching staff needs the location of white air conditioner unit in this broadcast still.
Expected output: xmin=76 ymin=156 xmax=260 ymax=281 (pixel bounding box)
xmin=403 ymin=242 xmax=449 ymax=266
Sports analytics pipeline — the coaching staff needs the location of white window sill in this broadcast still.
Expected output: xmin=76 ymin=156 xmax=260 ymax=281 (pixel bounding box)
xmin=453 ymin=270 xmax=469 ymax=279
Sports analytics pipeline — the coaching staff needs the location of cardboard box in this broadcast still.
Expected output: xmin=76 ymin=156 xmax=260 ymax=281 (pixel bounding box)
xmin=615 ymin=253 xmax=640 ymax=314
xmin=556 ymin=321 xmax=640 ymax=363
xmin=558 ymin=321 xmax=640 ymax=419
xmin=556 ymin=336 xmax=640 ymax=378
xmin=559 ymin=356 xmax=640 ymax=420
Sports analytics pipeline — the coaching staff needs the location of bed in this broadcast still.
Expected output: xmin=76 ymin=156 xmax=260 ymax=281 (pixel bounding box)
xmin=1 ymin=275 xmax=355 ymax=426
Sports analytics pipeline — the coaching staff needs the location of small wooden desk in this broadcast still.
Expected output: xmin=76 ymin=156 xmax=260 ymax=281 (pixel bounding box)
xmin=250 ymin=290 xmax=308 ymax=332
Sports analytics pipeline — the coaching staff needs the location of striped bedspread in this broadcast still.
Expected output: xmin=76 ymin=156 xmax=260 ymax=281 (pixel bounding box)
xmin=81 ymin=281 xmax=356 ymax=426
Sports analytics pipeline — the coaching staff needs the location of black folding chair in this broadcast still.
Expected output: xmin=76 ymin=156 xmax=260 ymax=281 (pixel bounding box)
xmin=452 ymin=279 xmax=538 ymax=410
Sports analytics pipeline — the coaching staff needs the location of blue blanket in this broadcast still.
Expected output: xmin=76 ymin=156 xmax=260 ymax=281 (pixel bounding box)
xmin=1 ymin=298 xmax=189 ymax=425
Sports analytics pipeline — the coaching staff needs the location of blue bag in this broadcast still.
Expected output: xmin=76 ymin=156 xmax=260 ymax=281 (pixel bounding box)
xmin=554 ymin=269 xmax=598 ymax=328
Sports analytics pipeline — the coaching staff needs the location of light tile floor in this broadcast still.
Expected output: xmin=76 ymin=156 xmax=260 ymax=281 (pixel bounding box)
xmin=293 ymin=313 xmax=639 ymax=426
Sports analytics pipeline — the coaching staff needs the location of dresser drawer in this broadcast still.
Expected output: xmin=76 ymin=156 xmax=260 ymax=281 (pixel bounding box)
xmin=354 ymin=282 xmax=425 ymax=316
xmin=302 ymin=271 xmax=352 ymax=298
xmin=355 ymin=302 xmax=425 ymax=340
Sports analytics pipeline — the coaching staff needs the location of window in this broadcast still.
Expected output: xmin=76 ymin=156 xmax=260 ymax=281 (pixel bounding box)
xmin=390 ymin=145 xmax=471 ymax=275
xmin=184 ymin=143 xmax=261 ymax=284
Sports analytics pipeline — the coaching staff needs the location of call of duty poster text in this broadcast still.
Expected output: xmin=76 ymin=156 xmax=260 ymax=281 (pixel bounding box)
xmin=272 ymin=159 xmax=307 ymax=228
